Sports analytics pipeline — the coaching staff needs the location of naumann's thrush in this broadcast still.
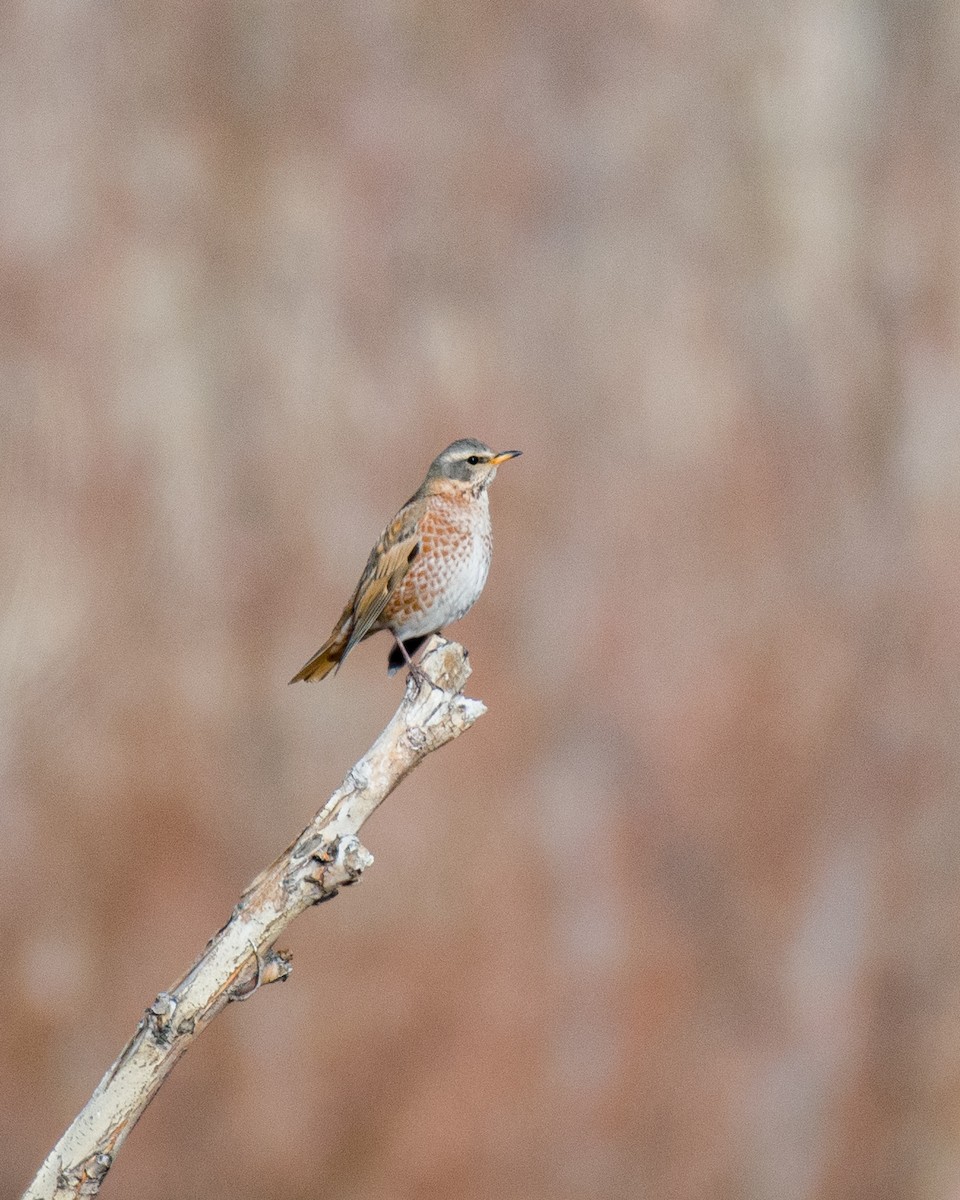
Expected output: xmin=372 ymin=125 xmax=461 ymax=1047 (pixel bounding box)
xmin=290 ymin=439 xmax=521 ymax=683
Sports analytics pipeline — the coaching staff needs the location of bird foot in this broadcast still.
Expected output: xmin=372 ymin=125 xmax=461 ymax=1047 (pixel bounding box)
xmin=405 ymin=660 xmax=445 ymax=694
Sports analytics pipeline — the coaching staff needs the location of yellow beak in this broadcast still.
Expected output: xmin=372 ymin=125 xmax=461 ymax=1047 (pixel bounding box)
xmin=489 ymin=450 xmax=522 ymax=466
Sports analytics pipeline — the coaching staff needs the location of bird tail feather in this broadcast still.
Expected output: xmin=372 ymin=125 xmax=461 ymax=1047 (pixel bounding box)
xmin=289 ymin=625 xmax=350 ymax=683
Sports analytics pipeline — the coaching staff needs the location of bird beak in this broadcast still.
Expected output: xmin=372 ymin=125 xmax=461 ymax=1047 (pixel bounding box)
xmin=489 ymin=450 xmax=522 ymax=466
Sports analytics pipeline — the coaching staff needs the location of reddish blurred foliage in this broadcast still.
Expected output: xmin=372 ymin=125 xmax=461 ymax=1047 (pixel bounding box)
xmin=3 ymin=2 xmax=960 ymax=1199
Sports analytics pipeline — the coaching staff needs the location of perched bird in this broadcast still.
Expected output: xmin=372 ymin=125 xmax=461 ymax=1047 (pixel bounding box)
xmin=290 ymin=439 xmax=521 ymax=683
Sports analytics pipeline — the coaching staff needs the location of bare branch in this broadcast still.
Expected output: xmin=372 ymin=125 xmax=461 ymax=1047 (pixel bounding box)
xmin=22 ymin=638 xmax=484 ymax=1200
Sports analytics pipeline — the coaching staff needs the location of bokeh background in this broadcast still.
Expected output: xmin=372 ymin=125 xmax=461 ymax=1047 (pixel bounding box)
xmin=4 ymin=1 xmax=960 ymax=1197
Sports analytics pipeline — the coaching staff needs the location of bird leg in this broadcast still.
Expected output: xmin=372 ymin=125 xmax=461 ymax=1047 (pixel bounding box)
xmin=387 ymin=634 xmax=429 ymax=675
xmin=390 ymin=632 xmax=444 ymax=691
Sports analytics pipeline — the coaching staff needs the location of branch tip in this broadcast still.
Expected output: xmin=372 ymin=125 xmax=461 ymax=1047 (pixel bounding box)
xmin=411 ymin=636 xmax=472 ymax=695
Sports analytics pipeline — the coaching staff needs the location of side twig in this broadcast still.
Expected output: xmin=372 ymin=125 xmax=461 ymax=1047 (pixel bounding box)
xmin=23 ymin=637 xmax=484 ymax=1200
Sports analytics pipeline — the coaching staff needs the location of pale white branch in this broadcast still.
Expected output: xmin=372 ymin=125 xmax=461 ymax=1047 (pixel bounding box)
xmin=23 ymin=637 xmax=484 ymax=1200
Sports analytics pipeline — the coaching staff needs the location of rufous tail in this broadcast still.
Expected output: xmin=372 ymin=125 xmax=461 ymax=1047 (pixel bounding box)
xmin=289 ymin=628 xmax=349 ymax=683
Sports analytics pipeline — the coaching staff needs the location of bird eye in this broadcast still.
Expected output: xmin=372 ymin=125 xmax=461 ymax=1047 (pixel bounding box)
xmin=466 ymin=455 xmax=482 ymax=465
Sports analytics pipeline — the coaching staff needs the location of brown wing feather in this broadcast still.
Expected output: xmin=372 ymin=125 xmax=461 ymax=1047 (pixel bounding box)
xmin=290 ymin=498 xmax=424 ymax=683
xmin=341 ymin=508 xmax=422 ymax=659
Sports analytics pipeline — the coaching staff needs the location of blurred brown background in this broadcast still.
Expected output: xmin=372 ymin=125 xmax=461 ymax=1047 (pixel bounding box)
xmin=3 ymin=1 xmax=959 ymax=1198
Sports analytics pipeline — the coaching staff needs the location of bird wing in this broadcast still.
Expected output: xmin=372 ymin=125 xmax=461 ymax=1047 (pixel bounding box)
xmin=340 ymin=500 xmax=423 ymax=661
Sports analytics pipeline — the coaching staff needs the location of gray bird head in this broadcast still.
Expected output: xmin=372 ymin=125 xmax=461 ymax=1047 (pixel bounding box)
xmin=425 ymin=439 xmax=522 ymax=490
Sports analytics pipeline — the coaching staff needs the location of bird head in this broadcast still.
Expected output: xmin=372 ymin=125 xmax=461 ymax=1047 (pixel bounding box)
xmin=425 ymin=439 xmax=522 ymax=493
